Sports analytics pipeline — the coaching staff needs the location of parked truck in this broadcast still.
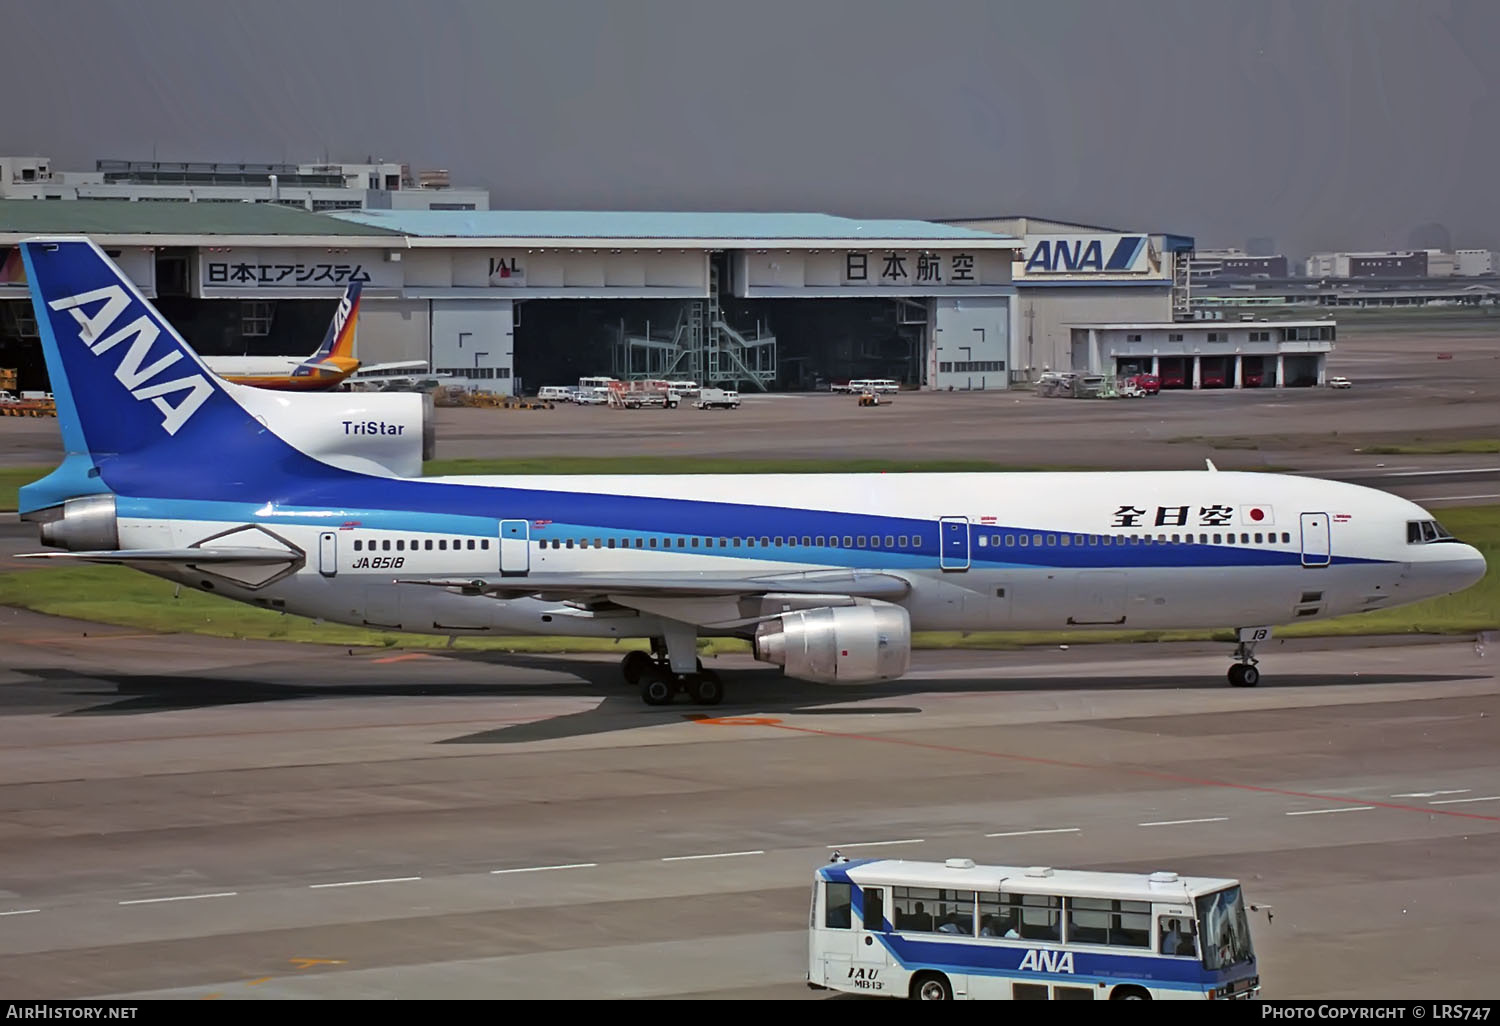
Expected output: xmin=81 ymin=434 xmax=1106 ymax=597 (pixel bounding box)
xmin=694 ymin=387 xmax=741 ymax=409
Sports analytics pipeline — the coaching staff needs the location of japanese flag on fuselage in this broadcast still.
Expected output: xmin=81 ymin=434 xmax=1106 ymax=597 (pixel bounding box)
xmin=1241 ymin=505 xmax=1275 ymax=526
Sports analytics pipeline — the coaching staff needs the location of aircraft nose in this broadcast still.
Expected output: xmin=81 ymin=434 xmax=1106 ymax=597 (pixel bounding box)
xmin=1434 ymin=543 xmax=1488 ymax=594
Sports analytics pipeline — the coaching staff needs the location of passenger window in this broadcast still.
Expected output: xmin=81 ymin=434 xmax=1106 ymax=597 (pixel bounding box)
xmin=691 ymin=538 xmax=699 ymax=548
xmin=856 ymin=537 xmax=866 ymax=548
xmin=825 ymin=882 xmax=852 ymax=930
xmin=1240 ymin=533 xmax=1249 ymax=543
xmin=815 ymin=536 xmax=825 ymax=546
xmin=382 ymin=540 xmax=391 ymax=551
xmin=1067 ymin=897 xmax=1150 ymax=947
xmin=747 ymin=538 xmax=756 ymax=547
xmin=801 ymin=536 xmax=811 ymax=546
xmin=1282 ymin=532 xmax=1290 ymax=543
xmin=898 ymin=535 xmax=908 ymax=547
xmin=1254 ymin=533 xmax=1263 ymax=543
xmin=650 ymin=538 xmax=658 ymax=548
xmin=733 ymin=538 xmax=741 ymax=547
xmin=396 ymin=540 xmax=404 ymax=551
xmin=1158 ymin=915 xmax=1199 ymax=957
xmin=863 ymin=888 xmax=885 ymax=932
xmin=1060 ymin=535 xmax=1070 ymax=546
xmin=1018 ymin=535 xmax=1028 ymax=547
xmin=425 ymin=540 xmax=433 ymax=550
xmin=1213 ymin=533 xmax=1222 ymax=544
xmin=566 ymin=539 xmax=574 ymax=549
xmin=1046 ymin=534 xmax=1056 ymax=546
xmin=892 ymin=886 xmax=973 ymax=936
xmin=1012 ymin=983 xmax=1049 ymax=1000
xmin=1171 ymin=534 xmax=1180 ymax=543
xmin=722 ymin=538 xmax=730 ymax=548
xmin=609 ymin=538 xmax=618 ymax=549
xmin=439 ymin=539 xmax=447 ymax=550
xmin=482 ymin=540 xmax=490 ymax=550
xmin=842 ymin=536 xmax=852 ymax=547
xmin=978 ymin=536 xmax=989 ymax=547
xmin=774 ymin=536 xmax=783 ymax=546
xmin=353 ymin=540 xmax=362 ymax=551
xmin=884 ymin=535 xmax=894 ymax=547
xmin=759 ymin=537 xmax=769 ymax=547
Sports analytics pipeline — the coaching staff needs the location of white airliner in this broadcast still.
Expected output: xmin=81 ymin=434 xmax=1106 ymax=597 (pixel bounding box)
xmin=15 ymin=239 xmax=1488 ymax=706
xmin=200 ymin=280 xmax=432 ymax=391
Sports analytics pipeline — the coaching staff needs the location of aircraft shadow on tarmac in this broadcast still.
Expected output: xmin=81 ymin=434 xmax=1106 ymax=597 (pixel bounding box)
xmin=5 ymin=655 xmax=1486 ymax=745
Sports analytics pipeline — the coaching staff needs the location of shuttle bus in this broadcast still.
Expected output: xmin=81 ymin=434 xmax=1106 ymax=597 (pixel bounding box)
xmin=808 ymin=857 xmax=1260 ymax=1001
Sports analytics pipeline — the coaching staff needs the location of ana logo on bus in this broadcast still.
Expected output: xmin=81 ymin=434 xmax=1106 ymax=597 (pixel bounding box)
xmin=1017 ymin=949 xmax=1075 ymax=974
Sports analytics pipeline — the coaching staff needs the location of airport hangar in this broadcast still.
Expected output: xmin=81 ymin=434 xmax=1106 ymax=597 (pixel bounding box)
xmin=0 ymin=201 xmax=1331 ymax=393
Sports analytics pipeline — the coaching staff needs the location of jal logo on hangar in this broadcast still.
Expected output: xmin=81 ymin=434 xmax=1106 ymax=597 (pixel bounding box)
xmin=1022 ymin=234 xmax=1157 ymax=275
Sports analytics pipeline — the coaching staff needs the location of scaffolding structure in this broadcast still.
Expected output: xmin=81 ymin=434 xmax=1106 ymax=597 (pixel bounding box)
xmin=612 ymin=262 xmax=777 ymax=390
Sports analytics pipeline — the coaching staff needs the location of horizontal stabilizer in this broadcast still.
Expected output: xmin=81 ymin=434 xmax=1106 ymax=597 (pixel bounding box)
xmin=18 ymin=547 xmax=300 ymax=565
xmin=394 ymin=570 xmax=912 ymax=600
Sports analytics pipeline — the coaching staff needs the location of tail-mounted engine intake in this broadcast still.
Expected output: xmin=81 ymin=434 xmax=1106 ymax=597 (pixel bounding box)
xmin=232 ymin=386 xmax=435 ymax=477
xmin=38 ymin=493 xmax=119 ymax=551
xmin=753 ymin=603 xmax=911 ymax=684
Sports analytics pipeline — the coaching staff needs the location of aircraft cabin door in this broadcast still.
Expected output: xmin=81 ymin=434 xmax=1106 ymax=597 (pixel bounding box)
xmin=939 ymin=516 xmax=970 ymax=571
xmin=318 ymin=531 xmax=337 ymax=578
xmin=1300 ymin=512 xmax=1331 ymax=568
xmin=499 ymin=520 xmax=530 ymax=576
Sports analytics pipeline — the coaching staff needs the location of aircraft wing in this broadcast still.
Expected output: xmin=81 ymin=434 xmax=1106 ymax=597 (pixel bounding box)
xmin=395 ymin=569 xmax=911 ymax=600
xmin=17 ymin=547 xmax=300 ymax=565
xmin=353 ymin=361 xmax=442 ymax=375
xmin=395 ymin=569 xmax=912 ymax=629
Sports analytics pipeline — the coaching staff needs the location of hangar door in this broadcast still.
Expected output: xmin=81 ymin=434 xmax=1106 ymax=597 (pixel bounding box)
xmin=431 ymin=299 xmax=515 ymax=394
xmin=930 ymin=297 xmax=1011 ymax=390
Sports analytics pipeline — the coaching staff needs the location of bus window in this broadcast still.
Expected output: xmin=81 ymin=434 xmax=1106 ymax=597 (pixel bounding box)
xmin=1013 ymin=893 xmax=1061 ymax=940
xmin=1158 ymin=915 xmax=1198 ymax=957
xmin=863 ymin=888 xmax=885 ymax=932
xmin=825 ymin=882 xmax=852 ymax=929
xmin=1067 ymin=897 xmax=1151 ymax=947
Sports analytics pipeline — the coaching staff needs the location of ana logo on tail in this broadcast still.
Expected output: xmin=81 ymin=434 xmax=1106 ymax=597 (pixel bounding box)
xmin=48 ymin=284 xmax=213 ymax=435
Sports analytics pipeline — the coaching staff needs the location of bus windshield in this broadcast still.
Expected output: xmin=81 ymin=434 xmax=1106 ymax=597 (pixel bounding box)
xmin=1195 ymin=886 xmax=1254 ymax=970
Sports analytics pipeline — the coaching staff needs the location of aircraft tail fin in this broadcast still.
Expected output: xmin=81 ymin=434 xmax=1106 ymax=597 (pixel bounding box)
xmin=18 ymin=237 xmax=273 ymax=512
xmin=310 ymin=281 xmax=362 ymax=361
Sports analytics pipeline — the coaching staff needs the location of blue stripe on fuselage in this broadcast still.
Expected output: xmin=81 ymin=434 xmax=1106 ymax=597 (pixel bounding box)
xmin=118 ymin=494 xmax=1385 ymax=571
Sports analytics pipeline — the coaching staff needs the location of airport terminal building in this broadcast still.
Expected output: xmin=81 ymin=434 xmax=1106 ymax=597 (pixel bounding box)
xmin=0 ymin=202 xmax=1332 ymax=393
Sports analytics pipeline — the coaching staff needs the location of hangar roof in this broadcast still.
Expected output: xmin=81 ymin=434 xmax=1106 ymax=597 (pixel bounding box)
xmin=333 ymin=209 xmax=1020 ymax=248
xmin=0 ymin=199 xmax=400 ymax=239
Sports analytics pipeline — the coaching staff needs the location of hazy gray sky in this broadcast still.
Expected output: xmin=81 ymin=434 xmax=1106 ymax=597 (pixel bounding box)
xmin=5 ymin=0 xmax=1497 ymax=255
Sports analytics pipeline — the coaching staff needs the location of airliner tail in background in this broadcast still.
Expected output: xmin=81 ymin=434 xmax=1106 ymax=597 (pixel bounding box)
xmin=15 ymin=236 xmax=1489 ymax=707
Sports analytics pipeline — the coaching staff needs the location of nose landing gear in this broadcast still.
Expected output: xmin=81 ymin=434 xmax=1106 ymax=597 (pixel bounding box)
xmin=1228 ymin=627 xmax=1270 ymax=687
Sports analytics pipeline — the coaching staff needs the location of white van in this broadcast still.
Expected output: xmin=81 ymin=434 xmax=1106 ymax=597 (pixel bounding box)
xmin=850 ymin=378 xmax=899 ymax=394
xmin=537 ymin=386 xmax=575 ymax=402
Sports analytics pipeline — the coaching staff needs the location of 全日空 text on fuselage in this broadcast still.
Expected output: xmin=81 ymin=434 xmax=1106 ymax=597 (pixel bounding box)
xmin=13 ymin=238 xmax=1488 ymax=704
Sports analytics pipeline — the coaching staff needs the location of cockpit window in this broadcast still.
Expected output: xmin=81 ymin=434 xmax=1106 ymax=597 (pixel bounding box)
xmin=1408 ymin=519 xmax=1458 ymax=544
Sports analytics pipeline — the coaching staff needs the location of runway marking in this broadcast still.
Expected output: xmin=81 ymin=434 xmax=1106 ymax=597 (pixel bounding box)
xmin=661 ymin=850 xmax=764 ymax=862
xmin=1286 ymin=806 xmax=1375 ymax=816
xmin=743 ymin=723 xmax=1500 ymax=824
xmin=985 ymin=828 xmax=1081 ymax=838
xmin=1422 ymin=494 xmax=1500 ymax=502
xmin=828 ymin=839 xmax=924 ymax=848
xmin=0 ymin=909 xmax=40 ymax=916
xmin=369 ymin=653 xmax=440 ymax=664
xmin=1430 ymin=795 xmax=1500 ymax=806
xmin=1379 ymin=468 xmax=1500 ymax=478
xmin=491 ymin=863 xmax=598 ymax=874
xmin=1392 ymin=789 xmax=1470 ymax=798
xmin=1138 ymin=817 xmax=1228 ymax=827
xmin=308 ymin=877 xmax=420 ymax=889
xmin=246 ymin=977 xmax=272 ymax=986
xmin=290 ymin=958 xmax=346 ymax=969
xmin=118 ymin=891 xmax=238 ymax=905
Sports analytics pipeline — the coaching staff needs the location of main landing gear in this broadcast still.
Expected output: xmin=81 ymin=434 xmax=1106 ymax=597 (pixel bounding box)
xmin=620 ymin=635 xmax=724 ymax=707
xmin=1227 ymin=627 xmax=1270 ymax=687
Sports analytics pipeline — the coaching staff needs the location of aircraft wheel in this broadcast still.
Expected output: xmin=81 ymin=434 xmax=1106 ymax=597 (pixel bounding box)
xmin=689 ymin=671 xmax=724 ymax=706
xmin=640 ymin=670 xmax=675 ymax=706
xmin=621 ymin=650 xmax=653 ymax=685
xmin=1239 ymin=665 xmax=1260 ymax=687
